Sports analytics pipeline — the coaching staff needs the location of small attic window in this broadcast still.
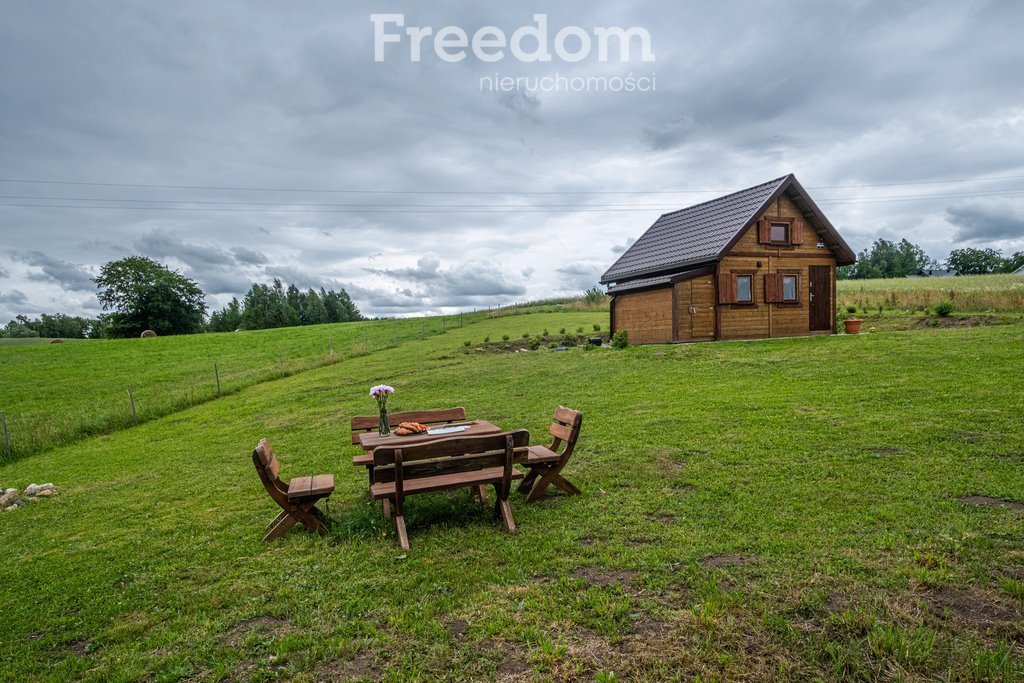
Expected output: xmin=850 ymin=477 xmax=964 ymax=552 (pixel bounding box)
xmin=770 ymin=222 xmax=789 ymax=243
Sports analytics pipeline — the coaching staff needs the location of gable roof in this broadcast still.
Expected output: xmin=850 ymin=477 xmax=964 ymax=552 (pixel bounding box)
xmin=600 ymin=174 xmax=855 ymax=285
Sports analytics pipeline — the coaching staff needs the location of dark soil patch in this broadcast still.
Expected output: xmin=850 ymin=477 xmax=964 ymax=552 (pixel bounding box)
xmin=655 ymin=449 xmax=685 ymax=473
xmin=826 ymin=592 xmax=854 ymax=613
xmin=924 ymin=586 xmax=1019 ymax=628
xmin=1003 ymin=567 xmax=1024 ymax=580
xmin=312 ymin=651 xmax=380 ymax=682
xmin=868 ymin=447 xmax=903 ymax=456
xmin=445 ymin=619 xmax=468 ymax=639
xmin=28 ymin=631 xmax=44 ymax=640
xmin=647 ymin=513 xmax=676 ymax=523
xmin=66 ymin=640 xmax=92 ymax=657
xmin=578 ymin=535 xmax=597 ymax=546
xmin=573 ymin=566 xmax=636 ymax=589
xmin=958 ymin=495 xmax=1024 ymax=512
xmin=480 ymin=639 xmax=531 ymax=680
xmin=953 ymin=431 xmax=990 ymax=443
xmin=672 ymin=483 xmax=696 ymax=493
xmin=700 ymin=553 xmax=754 ymax=568
xmin=219 ymin=615 xmax=293 ymax=647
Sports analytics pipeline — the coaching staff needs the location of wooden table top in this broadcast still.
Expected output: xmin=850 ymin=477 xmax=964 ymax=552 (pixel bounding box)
xmin=353 ymin=420 xmax=503 ymax=466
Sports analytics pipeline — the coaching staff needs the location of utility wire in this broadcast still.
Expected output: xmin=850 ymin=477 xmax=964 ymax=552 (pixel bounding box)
xmin=2 ymin=173 xmax=1024 ymax=195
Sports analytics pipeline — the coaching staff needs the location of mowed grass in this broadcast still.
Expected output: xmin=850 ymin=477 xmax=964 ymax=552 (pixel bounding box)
xmin=1 ymin=313 xmax=1023 ymax=681
xmin=838 ymin=273 xmax=1024 ymax=313
xmin=0 ymin=314 xmax=489 ymax=460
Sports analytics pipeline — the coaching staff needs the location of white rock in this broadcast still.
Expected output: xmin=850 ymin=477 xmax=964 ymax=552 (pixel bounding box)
xmin=4 ymin=488 xmax=16 ymax=495
xmin=36 ymin=489 xmax=54 ymax=498
xmin=3 ymin=505 xmax=18 ymax=512
xmin=23 ymin=483 xmax=55 ymax=496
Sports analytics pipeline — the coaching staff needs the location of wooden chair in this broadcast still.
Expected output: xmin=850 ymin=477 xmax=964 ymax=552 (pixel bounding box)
xmin=370 ymin=430 xmax=530 ymax=550
xmin=251 ymin=438 xmax=334 ymax=542
xmin=517 ymin=406 xmax=583 ymax=502
xmin=350 ymin=407 xmax=467 ymax=445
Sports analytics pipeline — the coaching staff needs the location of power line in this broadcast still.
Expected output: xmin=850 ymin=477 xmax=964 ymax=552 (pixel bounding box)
xmin=2 ymin=173 xmax=1024 ymax=196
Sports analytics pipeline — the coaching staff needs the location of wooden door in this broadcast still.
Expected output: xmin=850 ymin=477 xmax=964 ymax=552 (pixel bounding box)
xmin=809 ymin=265 xmax=832 ymax=331
xmin=675 ymin=277 xmax=715 ymax=341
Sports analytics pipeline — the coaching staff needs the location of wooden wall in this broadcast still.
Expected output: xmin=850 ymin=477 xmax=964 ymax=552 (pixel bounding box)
xmin=612 ymin=287 xmax=673 ymax=344
xmin=718 ymin=192 xmax=837 ymax=340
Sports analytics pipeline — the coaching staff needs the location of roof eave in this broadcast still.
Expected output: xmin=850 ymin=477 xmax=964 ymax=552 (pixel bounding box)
xmin=600 ymin=256 xmax=718 ymax=285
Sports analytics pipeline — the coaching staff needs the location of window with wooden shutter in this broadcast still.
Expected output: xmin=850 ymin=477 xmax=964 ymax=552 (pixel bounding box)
xmin=791 ymin=220 xmax=804 ymax=244
xmin=764 ymin=273 xmax=783 ymax=302
xmin=717 ymin=272 xmax=735 ymax=304
xmin=735 ymin=275 xmax=753 ymax=303
xmin=757 ymin=219 xmax=771 ymax=244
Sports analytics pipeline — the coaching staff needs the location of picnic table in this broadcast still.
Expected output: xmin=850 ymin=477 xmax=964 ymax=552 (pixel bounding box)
xmin=353 ymin=420 xmax=503 ymax=465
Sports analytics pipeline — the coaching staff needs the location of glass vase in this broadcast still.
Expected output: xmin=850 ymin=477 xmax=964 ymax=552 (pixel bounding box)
xmin=378 ymin=403 xmax=390 ymax=436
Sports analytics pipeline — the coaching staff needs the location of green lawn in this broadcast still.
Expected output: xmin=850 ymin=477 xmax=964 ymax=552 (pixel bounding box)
xmin=1 ymin=313 xmax=1022 ymax=681
xmin=0 ymin=314 xmax=490 ymax=460
xmin=838 ymin=273 xmax=1024 ymax=313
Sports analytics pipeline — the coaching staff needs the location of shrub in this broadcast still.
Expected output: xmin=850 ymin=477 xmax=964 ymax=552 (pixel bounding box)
xmin=846 ymin=305 xmax=857 ymax=314
xmin=576 ymin=326 xmax=584 ymax=333
xmin=593 ymin=323 xmax=601 ymax=331
xmin=483 ymin=336 xmax=490 ymax=343
xmin=463 ymin=340 xmax=472 ymax=347
xmin=611 ymin=329 xmax=629 ymax=349
xmin=559 ymin=327 xmax=566 ymax=335
xmin=522 ymin=332 xmax=529 ymax=339
xmin=583 ymin=287 xmax=605 ymax=305
xmin=502 ymin=334 xmax=509 ymax=341
xmin=542 ymin=329 xmax=549 ymax=336
xmin=528 ymin=336 xmax=540 ymax=350
xmin=935 ymin=300 xmax=954 ymax=317
xmin=549 ymin=341 xmax=559 ymax=349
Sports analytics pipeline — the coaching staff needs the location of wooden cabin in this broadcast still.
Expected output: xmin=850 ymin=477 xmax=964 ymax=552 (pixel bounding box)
xmin=600 ymin=174 xmax=856 ymax=343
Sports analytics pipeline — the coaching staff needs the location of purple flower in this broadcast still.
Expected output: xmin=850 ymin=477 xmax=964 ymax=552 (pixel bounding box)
xmin=369 ymin=384 xmax=395 ymax=398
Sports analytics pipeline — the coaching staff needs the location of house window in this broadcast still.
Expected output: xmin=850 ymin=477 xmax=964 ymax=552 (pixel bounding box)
xmin=770 ymin=223 xmax=789 ymax=243
xmin=736 ymin=275 xmax=752 ymax=303
xmin=782 ymin=275 xmax=797 ymax=302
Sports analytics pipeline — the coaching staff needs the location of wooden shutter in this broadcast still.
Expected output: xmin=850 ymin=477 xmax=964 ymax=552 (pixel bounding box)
xmin=764 ymin=273 xmax=783 ymax=302
xmin=757 ymin=219 xmax=770 ymax=244
xmin=717 ymin=272 xmax=735 ymax=304
xmin=791 ymin=220 xmax=804 ymax=245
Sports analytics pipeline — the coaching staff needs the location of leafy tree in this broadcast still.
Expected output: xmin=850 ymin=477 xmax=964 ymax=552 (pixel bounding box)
xmin=94 ymin=256 xmax=207 ymax=337
xmin=838 ymin=239 xmax=936 ymax=279
xmin=946 ymin=247 xmax=1021 ymax=274
xmin=208 ymin=297 xmax=243 ymax=332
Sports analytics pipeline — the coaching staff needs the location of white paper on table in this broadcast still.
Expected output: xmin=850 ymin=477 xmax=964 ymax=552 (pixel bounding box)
xmin=426 ymin=425 xmax=471 ymax=435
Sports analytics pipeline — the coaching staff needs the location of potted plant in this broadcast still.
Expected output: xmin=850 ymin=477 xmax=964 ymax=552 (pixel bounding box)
xmin=843 ymin=317 xmax=863 ymax=334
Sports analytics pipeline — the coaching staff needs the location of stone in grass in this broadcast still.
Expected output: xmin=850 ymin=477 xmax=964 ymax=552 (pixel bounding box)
xmin=0 ymin=490 xmax=21 ymax=508
xmin=23 ymin=483 xmax=55 ymax=496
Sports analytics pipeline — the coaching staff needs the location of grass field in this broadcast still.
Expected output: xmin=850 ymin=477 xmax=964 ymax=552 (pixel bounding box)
xmin=837 ymin=273 xmax=1024 ymax=313
xmin=1 ymin=308 xmax=1022 ymax=681
xmin=0 ymin=314 xmax=493 ymax=461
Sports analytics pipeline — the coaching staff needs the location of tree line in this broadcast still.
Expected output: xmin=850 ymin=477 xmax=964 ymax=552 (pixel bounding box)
xmin=1 ymin=255 xmax=362 ymax=339
xmin=837 ymin=240 xmax=1024 ymax=280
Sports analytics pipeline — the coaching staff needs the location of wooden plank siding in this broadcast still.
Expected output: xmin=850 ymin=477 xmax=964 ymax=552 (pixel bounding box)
xmin=674 ymin=275 xmax=715 ymax=341
xmin=717 ymin=193 xmax=837 ymax=340
xmin=612 ymin=287 xmax=674 ymax=344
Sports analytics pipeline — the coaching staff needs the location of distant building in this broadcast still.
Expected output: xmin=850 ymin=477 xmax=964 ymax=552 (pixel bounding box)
xmin=914 ymin=269 xmax=959 ymax=278
xmin=1013 ymin=264 xmax=1024 ymax=275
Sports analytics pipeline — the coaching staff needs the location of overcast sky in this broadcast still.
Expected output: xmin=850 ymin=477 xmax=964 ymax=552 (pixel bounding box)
xmin=2 ymin=1 xmax=1023 ymax=322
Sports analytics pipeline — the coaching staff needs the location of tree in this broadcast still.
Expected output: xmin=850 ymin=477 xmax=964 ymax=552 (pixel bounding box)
xmin=94 ymin=256 xmax=207 ymax=337
xmin=838 ymin=238 xmax=936 ymax=279
xmin=946 ymin=247 xmax=1007 ymax=275
xmin=208 ymin=297 xmax=243 ymax=332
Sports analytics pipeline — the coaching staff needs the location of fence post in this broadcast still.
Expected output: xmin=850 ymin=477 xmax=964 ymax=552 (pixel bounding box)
xmin=214 ymin=362 xmax=221 ymax=395
xmin=127 ymin=385 xmax=138 ymax=423
xmin=1 ymin=411 xmax=12 ymax=459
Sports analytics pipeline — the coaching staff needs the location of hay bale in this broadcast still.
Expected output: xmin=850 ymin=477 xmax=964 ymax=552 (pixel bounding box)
xmin=140 ymin=329 xmax=157 ymax=338
xmin=50 ymin=338 xmax=64 ymax=344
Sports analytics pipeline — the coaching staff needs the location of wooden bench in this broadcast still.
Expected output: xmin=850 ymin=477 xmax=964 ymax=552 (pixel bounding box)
xmin=517 ymin=406 xmax=583 ymax=502
xmin=370 ymin=430 xmax=530 ymax=550
xmin=251 ymin=438 xmax=334 ymax=542
xmin=350 ymin=407 xmax=467 ymax=445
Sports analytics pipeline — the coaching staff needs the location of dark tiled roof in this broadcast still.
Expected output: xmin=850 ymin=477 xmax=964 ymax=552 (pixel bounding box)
xmin=601 ymin=176 xmax=787 ymax=284
xmin=605 ymin=273 xmax=674 ymax=294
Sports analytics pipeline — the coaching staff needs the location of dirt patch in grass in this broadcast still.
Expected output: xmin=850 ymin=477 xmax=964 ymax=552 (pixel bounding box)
xmin=578 ymin=534 xmax=598 ymax=546
xmin=219 ymin=615 xmax=293 ymax=647
xmin=480 ymin=639 xmax=531 ymax=680
xmin=924 ymin=586 xmax=1019 ymax=628
xmin=958 ymin=495 xmax=1024 ymax=511
xmin=66 ymin=639 xmax=92 ymax=657
xmin=445 ymin=618 xmax=468 ymax=639
xmin=312 ymin=651 xmax=381 ymax=682
xmin=647 ymin=513 xmax=676 ymax=523
xmin=868 ymin=447 xmax=903 ymax=456
xmin=573 ymin=566 xmax=636 ymax=589
xmin=700 ymin=553 xmax=754 ymax=568
xmin=1003 ymin=567 xmax=1024 ymax=580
